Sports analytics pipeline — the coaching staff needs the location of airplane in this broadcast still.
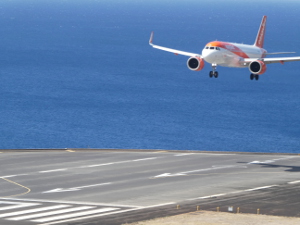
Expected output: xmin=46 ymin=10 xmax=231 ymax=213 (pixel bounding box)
xmin=149 ymin=16 xmax=300 ymax=80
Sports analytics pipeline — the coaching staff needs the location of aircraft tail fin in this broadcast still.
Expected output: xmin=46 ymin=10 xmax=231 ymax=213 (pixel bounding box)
xmin=254 ymin=16 xmax=267 ymax=48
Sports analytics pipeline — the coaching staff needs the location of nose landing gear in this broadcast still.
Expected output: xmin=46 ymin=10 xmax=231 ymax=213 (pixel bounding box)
xmin=209 ymin=64 xmax=218 ymax=78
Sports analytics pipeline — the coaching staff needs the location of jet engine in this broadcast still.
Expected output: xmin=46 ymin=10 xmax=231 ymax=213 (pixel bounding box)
xmin=187 ymin=57 xmax=205 ymax=71
xmin=249 ymin=60 xmax=267 ymax=75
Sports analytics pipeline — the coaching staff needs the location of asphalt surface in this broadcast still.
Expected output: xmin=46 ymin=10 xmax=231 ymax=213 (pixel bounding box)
xmin=0 ymin=149 xmax=300 ymax=225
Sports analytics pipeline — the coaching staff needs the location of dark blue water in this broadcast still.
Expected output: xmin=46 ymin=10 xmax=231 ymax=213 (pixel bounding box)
xmin=0 ymin=0 xmax=299 ymax=152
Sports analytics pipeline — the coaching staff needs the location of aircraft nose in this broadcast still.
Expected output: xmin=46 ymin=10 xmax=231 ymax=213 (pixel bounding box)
xmin=202 ymin=49 xmax=213 ymax=61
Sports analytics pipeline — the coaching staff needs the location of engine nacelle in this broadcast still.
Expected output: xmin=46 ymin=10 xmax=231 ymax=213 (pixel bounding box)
xmin=187 ymin=57 xmax=205 ymax=71
xmin=249 ymin=60 xmax=267 ymax=75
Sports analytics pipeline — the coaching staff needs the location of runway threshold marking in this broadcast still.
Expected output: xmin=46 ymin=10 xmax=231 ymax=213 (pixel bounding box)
xmin=0 ymin=198 xmax=132 ymax=225
xmin=0 ymin=178 xmax=31 ymax=198
xmin=0 ymin=205 xmax=70 ymax=218
xmin=37 ymin=202 xmax=175 ymax=225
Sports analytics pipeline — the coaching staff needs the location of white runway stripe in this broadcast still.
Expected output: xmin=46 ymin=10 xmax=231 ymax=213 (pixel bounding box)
xmin=7 ymin=206 xmax=94 ymax=221
xmin=245 ymin=185 xmax=278 ymax=192
xmin=0 ymin=202 xmax=40 ymax=211
xmin=288 ymin=180 xmax=300 ymax=184
xmin=0 ymin=205 xmax=70 ymax=218
xmin=39 ymin=169 xmax=67 ymax=173
xmin=32 ymin=207 xmax=118 ymax=223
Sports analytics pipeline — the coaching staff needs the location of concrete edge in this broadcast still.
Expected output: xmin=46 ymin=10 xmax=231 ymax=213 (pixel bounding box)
xmin=0 ymin=148 xmax=299 ymax=156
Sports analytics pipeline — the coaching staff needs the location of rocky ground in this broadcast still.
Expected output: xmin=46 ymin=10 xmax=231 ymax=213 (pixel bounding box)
xmin=124 ymin=210 xmax=300 ymax=225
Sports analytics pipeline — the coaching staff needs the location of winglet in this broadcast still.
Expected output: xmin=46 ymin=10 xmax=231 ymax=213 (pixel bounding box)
xmin=149 ymin=32 xmax=154 ymax=45
xmin=254 ymin=16 xmax=267 ymax=48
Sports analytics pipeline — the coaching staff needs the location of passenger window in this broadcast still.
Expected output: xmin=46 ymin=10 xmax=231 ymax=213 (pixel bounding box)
xmin=210 ymin=47 xmax=214 ymax=49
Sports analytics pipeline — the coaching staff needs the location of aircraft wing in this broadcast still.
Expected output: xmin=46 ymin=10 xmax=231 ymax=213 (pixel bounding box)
xmin=244 ymin=56 xmax=300 ymax=64
xmin=149 ymin=32 xmax=201 ymax=57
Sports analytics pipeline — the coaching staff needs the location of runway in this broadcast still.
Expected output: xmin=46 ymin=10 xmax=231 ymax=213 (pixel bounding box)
xmin=0 ymin=149 xmax=299 ymax=224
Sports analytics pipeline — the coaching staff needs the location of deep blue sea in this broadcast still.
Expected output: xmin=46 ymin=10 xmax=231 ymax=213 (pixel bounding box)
xmin=0 ymin=0 xmax=299 ymax=152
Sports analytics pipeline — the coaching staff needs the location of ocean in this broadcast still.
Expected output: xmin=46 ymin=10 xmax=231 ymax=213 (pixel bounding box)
xmin=0 ymin=0 xmax=299 ymax=152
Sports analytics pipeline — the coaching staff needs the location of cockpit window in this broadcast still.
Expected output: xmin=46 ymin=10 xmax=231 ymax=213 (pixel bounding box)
xmin=205 ymin=46 xmax=220 ymax=50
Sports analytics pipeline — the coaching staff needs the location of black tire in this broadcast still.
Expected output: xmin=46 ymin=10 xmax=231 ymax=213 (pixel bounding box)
xmin=209 ymin=71 xmax=213 ymax=78
xmin=255 ymin=75 xmax=259 ymax=80
xmin=250 ymin=74 xmax=254 ymax=80
xmin=214 ymin=71 xmax=218 ymax=78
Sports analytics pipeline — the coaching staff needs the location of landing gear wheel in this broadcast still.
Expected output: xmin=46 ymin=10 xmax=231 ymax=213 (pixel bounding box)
xmin=250 ymin=74 xmax=254 ymax=80
xmin=214 ymin=71 xmax=219 ymax=78
xmin=209 ymin=71 xmax=213 ymax=78
xmin=255 ymin=75 xmax=259 ymax=80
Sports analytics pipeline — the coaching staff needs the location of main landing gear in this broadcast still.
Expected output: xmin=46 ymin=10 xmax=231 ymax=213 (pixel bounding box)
xmin=250 ymin=74 xmax=259 ymax=81
xmin=209 ymin=64 xmax=218 ymax=78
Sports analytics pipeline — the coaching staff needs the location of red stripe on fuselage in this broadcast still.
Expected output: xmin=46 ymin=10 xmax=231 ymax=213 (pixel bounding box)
xmin=206 ymin=41 xmax=250 ymax=58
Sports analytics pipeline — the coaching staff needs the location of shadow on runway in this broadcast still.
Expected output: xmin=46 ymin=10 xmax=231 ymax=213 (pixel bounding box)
xmin=238 ymin=162 xmax=300 ymax=172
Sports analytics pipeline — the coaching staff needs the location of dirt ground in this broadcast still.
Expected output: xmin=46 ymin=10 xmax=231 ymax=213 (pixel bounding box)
xmin=124 ymin=210 xmax=300 ymax=225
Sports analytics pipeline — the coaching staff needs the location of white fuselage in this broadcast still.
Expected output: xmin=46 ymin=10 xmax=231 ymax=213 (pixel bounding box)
xmin=201 ymin=41 xmax=266 ymax=68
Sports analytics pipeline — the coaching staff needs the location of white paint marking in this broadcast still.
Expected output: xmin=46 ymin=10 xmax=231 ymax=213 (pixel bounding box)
xmin=80 ymin=157 xmax=158 ymax=168
xmin=1 ymin=174 xmax=29 ymax=178
xmin=43 ymin=183 xmax=111 ymax=193
xmin=188 ymin=193 xmax=226 ymax=200
xmin=32 ymin=207 xmax=118 ymax=223
xmin=154 ymin=165 xmax=239 ymax=178
xmin=39 ymin=169 xmax=67 ymax=173
xmin=38 ymin=203 xmax=175 ymax=225
xmin=229 ymin=190 xmax=245 ymax=194
xmin=85 ymin=163 xmax=114 ymax=168
xmin=132 ymin=157 xmax=157 ymax=162
xmin=174 ymin=153 xmax=195 ymax=156
xmin=245 ymin=185 xmax=278 ymax=192
xmin=248 ymin=156 xmax=297 ymax=164
xmin=0 ymin=197 xmax=141 ymax=208
xmin=0 ymin=205 xmax=69 ymax=218
xmin=8 ymin=206 xmax=94 ymax=221
xmin=188 ymin=185 xmax=279 ymax=201
xmin=0 ymin=201 xmax=40 ymax=211
xmin=197 ymin=153 xmax=237 ymax=156
xmin=288 ymin=180 xmax=300 ymax=184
